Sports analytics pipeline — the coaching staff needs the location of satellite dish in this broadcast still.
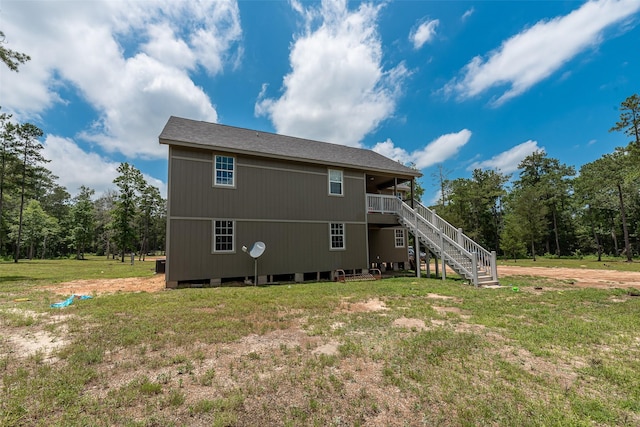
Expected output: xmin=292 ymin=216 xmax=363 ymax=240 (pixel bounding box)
xmin=248 ymin=241 xmax=266 ymax=258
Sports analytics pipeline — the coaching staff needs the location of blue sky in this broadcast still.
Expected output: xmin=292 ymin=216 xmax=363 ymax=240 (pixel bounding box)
xmin=1 ymin=0 xmax=638 ymax=202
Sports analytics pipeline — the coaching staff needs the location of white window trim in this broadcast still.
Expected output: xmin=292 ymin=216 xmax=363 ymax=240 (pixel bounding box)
xmin=328 ymin=168 xmax=343 ymax=196
xmin=329 ymin=222 xmax=346 ymax=251
xmin=213 ymin=154 xmax=236 ymax=188
xmin=394 ymin=229 xmax=405 ymax=248
xmin=212 ymin=219 xmax=235 ymax=253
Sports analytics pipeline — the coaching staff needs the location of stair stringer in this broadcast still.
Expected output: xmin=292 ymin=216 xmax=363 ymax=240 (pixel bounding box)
xmin=396 ymin=201 xmax=497 ymax=286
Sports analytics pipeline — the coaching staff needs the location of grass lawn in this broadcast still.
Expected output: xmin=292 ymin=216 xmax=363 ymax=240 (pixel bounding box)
xmin=1 ymin=258 xmax=639 ymax=426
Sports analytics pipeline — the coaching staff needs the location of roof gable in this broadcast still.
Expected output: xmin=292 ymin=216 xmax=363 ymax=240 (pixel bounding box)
xmin=159 ymin=116 xmax=421 ymax=178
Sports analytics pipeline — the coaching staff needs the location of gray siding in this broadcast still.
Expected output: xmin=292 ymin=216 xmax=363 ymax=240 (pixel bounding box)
xmin=168 ymin=219 xmax=367 ymax=282
xmin=170 ymin=147 xmax=365 ymax=222
xmin=167 ymin=146 xmax=368 ymax=283
xmin=368 ymin=227 xmax=409 ymax=266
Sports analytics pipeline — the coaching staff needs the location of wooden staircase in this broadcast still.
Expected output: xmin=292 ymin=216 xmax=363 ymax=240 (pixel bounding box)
xmin=367 ymin=195 xmax=499 ymax=286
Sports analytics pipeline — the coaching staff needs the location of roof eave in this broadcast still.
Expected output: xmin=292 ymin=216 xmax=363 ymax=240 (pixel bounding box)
xmin=160 ymin=137 xmax=422 ymax=178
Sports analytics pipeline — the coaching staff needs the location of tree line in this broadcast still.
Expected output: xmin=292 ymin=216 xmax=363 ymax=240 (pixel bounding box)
xmin=0 ymin=114 xmax=166 ymax=262
xmin=434 ymin=93 xmax=640 ymax=262
xmin=0 ymin=32 xmax=166 ymax=262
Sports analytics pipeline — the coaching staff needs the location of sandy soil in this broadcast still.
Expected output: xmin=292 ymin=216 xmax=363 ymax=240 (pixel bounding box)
xmin=39 ymin=265 xmax=640 ymax=296
xmin=497 ymin=265 xmax=640 ymax=289
xmin=42 ymin=274 xmax=167 ymax=296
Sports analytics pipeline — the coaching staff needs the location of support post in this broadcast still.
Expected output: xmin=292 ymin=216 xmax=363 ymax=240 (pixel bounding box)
xmin=491 ymin=250 xmax=498 ymax=282
xmin=426 ymin=251 xmax=430 ymax=278
xmin=472 ymin=256 xmax=478 ymax=287
xmin=457 ymin=228 xmax=464 ymax=247
xmin=440 ymin=228 xmax=446 ymax=281
xmin=414 ymin=213 xmax=420 ymax=278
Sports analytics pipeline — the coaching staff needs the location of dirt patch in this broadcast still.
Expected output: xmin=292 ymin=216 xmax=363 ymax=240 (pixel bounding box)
xmin=497 ymin=265 xmax=640 ymax=289
xmin=339 ymin=298 xmax=388 ymax=313
xmin=42 ymin=274 xmax=166 ymax=295
xmin=0 ymin=309 xmax=71 ymax=362
xmin=393 ymin=317 xmax=427 ymax=330
xmin=37 ymin=266 xmax=640 ymax=297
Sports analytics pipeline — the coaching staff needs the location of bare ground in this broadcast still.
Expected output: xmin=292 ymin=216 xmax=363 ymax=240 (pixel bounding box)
xmin=38 ymin=265 xmax=640 ymax=296
xmin=497 ymin=265 xmax=640 ymax=289
xmin=3 ymin=266 xmax=639 ymax=424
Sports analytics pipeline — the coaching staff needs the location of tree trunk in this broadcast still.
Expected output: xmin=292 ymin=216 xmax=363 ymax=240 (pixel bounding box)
xmin=610 ymin=215 xmax=619 ymax=255
xmin=531 ymin=240 xmax=536 ymax=261
xmin=617 ymin=183 xmax=632 ymax=262
xmin=0 ymin=155 xmax=6 ymax=255
xmin=591 ymin=222 xmax=602 ymax=262
xmin=552 ymin=207 xmax=560 ymax=256
xmin=14 ymin=147 xmax=28 ymax=263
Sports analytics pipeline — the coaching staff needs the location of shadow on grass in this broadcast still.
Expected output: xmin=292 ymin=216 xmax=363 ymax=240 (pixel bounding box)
xmin=0 ymin=275 xmax=34 ymax=283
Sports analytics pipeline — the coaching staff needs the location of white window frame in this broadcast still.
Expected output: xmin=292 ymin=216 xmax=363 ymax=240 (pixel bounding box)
xmin=213 ymin=220 xmax=235 ymax=253
xmin=394 ymin=229 xmax=405 ymax=248
xmin=328 ymin=169 xmax=343 ymax=196
xmin=214 ymin=155 xmax=236 ymax=188
xmin=329 ymin=223 xmax=345 ymax=250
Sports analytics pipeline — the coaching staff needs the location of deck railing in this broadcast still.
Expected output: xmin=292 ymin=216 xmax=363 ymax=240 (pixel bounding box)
xmin=366 ymin=194 xmax=498 ymax=285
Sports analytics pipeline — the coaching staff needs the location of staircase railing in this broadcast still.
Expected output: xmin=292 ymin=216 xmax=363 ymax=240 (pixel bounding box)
xmin=367 ymin=194 xmax=498 ymax=285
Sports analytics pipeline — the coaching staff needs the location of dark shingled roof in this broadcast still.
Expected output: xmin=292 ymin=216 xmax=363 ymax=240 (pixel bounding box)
xmin=159 ymin=116 xmax=421 ymax=178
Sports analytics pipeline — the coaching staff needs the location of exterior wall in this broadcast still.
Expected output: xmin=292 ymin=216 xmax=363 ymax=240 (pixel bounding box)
xmin=167 ymin=146 xmax=368 ymax=284
xmin=368 ymin=227 xmax=409 ymax=268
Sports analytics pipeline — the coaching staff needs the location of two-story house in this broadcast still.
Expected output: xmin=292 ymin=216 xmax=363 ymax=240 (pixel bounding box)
xmin=159 ymin=116 xmax=498 ymax=287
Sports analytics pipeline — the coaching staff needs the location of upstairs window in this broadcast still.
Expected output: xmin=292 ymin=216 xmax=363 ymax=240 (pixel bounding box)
xmin=330 ymin=223 xmax=345 ymax=250
xmin=328 ymin=169 xmax=343 ymax=196
xmin=394 ymin=229 xmax=405 ymax=248
xmin=215 ymin=155 xmax=235 ymax=187
xmin=213 ymin=220 xmax=234 ymax=252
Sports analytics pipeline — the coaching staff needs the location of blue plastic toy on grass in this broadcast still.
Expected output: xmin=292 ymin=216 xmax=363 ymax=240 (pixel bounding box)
xmin=50 ymin=295 xmax=92 ymax=308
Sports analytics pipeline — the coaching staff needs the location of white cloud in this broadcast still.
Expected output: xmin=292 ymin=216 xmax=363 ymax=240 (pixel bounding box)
xmin=371 ymin=138 xmax=412 ymax=165
xmin=372 ymin=129 xmax=472 ymax=169
xmin=0 ymin=0 xmax=242 ymax=159
xmin=255 ymin=0 xmax=409 ymax=147
xmin=410 ymin=19 xmax=439 ymax=49
xmin=461 ymin=8 xmax=474 ymax=22
xmin=42 ymin=136 xmax=121 ymax=197
xmin=468 ymin=140 xmax=542 ymax=173
xmin=445 ymin=0 xmax=640 ymax=105
xmin=43 ymin=135 xmax=167 ymax=198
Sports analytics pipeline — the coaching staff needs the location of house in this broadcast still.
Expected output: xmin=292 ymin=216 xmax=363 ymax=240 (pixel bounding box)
xmin=159 ymin=116 xmax=498 ymax=287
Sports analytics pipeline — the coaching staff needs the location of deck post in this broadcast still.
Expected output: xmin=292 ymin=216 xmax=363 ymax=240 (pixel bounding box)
xmin=426 ymin=251 xmax=430 ymax=278
xmin=414 ymin=214 xmax=420 ymax=278
xmin=440 ymin=228 xmax=446 ymax=281
xmin=472 ymin=256 xmax=478 ymax=287
xmin=491 ymin=250 xmax=498 ymax=282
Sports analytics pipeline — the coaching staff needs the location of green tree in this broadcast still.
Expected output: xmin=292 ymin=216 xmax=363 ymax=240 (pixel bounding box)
xmin=500 ymin=210 xmax=526 ymax=261
xmin=13 ymin=123 xmax=47 ymax=262
xmin=11 ymin=199 xmax=58 ymax=259
xmin=0 ymin=112 xmax=19 ymax=254
xmin=136 ymin=181 xmax=162 ymax=261
xmin=514 ymin=150 xmax=575 ymax=256
xmin=439 ymin=169 xmax=508 ymax=250
xmin=113 ymin=163 xmax=144 ymax=262
xmin=71 ymin=186 xmax=95 ymax=260
xmin=0 ymin=30 xmax=30 ymax=72
xmin=610 ymin=94 xmax=640 ymax=148
xmin=94 ymin=190 xmax=117 ymax=258
xmin=508 ymin=185 xmax=548 ymax=261
xmin=578 ymin=150 xmax=636 ymax=261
